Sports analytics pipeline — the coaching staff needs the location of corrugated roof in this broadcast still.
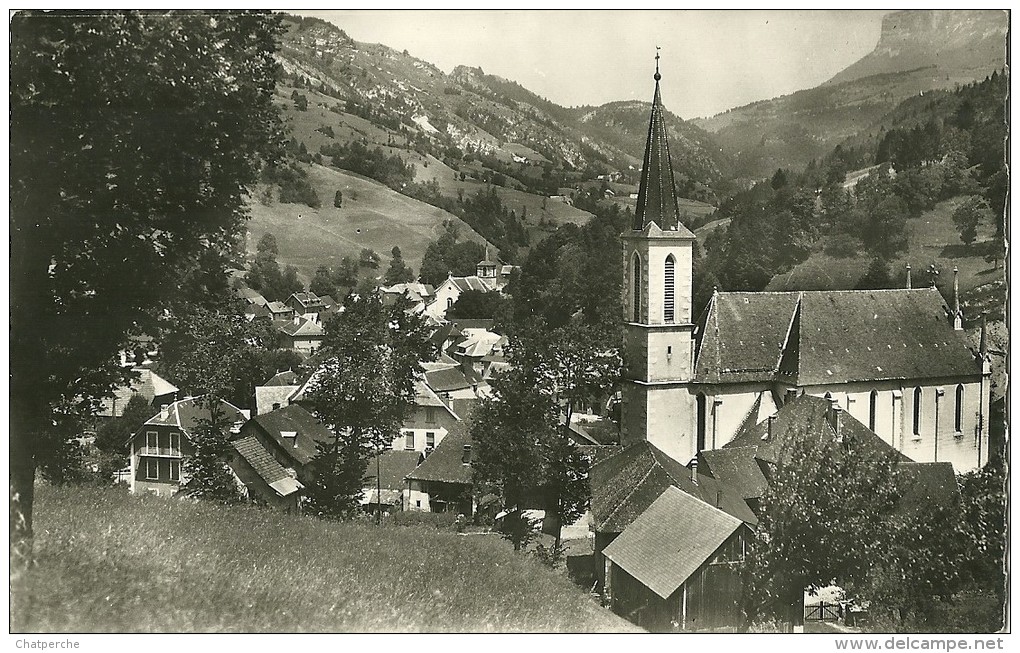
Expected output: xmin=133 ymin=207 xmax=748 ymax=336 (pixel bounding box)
xmin=406 ymin=420 xmax=472 ymax=484
xmin=231 ymin=435 xmax=303 ymax=497
xmin=695 ymin=289 xmax=981 ymax=385
xmin=246 ymin=404 xmax=334 ymax=466
xmin=603 ymin=486 xmax=741 ymax=599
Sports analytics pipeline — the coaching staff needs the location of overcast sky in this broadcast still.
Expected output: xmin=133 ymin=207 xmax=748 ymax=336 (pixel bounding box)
xmin=296 ymin=10 xmax=888 ymax=119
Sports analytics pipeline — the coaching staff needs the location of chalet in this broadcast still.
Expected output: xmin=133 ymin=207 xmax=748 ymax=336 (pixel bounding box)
xmin=236 ymin=403 xmax=335 ymax=489
xmin=228 ymin=433 xmax=304 ymax=511
xmin=97 ymin=367 xmax=179 ymax=418
xmin=266 ymin=301 xmax=295 ymax=320
xmin=404 ymin=421 xmax=474 ymax=515
xmin=127 ymin=396 xmax=246 ymax=497
xmin=362 ymin=449 xmax=424 ymax=512
xmin=275 ymin=316 xmax=325 ymax=355
xmin=286 ymin=291 xmax=325 ymax=316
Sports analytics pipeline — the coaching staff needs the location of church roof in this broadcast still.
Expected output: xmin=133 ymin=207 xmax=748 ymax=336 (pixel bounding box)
xmin=695 ymin=288 xmax=981 ymax=386
xmin=632 ymin=67 xmax=694 ymax=237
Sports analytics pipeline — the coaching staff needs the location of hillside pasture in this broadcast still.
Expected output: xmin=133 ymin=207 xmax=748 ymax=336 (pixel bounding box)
xmin=248 ymin=163 xmax=488 ymax=280
xmin=11 ymin=485 xmax=638 ymax=633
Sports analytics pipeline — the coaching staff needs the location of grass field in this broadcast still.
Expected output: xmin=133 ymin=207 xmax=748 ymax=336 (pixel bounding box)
xmin=247 ymin=163 xmax=489 ymax=282
xmin=11 ymin=485 xmax=638 ymax=633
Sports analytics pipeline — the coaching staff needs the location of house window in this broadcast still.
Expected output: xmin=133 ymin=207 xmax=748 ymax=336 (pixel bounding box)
xmin=912 ymin=387 xmax=922 ymax=436
xmin=170 ymin=460 xmax=181 ymax=482
xmin=447 ymin=297 xmax=454 ymax=309
xmin=169 ymin=432 xmax=181 ymax=456
xmin=426 ymin=432 xmax=436 ymax=448
xmin=632 ymin=253 xmax=642 ymax=323
xmin=145 ymin=458 xmax=159 ymax=480
xmin=955 ymin=385 xmax=965 ymax=432
xmin=405 ymin=432 xmax=415 ymax=450
xmin=664 ymin=254 xmax=675 ymax=323
xmin=425 ymin=407 xmax=436 ymax=424
xmin=869 ymin=390 xmax=878 ymax=432
xmin=146 ymin=431 xmax=158 ymax=453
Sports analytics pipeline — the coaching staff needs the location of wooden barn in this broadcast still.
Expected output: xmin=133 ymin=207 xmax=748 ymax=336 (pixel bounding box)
xmin=603 ymin=486 xmax=751 ymax=632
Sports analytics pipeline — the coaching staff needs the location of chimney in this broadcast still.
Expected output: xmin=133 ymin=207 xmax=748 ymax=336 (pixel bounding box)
xmin=716 ymin=490 xmax=722 ymax=509
xmin=293 ymin=315 xmax=301 ymax=326
xmin=828 ymin=404 xmax=843 ymax=441
xmin=905 ymin=264 xmax=911 ymax=289
xmin=690 ymin=458 xmax=698 ymax=485
xmin=461 ymin=444 xmax=472 ymax=465
xmin=762 ymin=414 xmax=777 ymax=441
xmin=952 ymin=266 xmax=963 ymax=330
xmin=159 ymin=404 xmax=169 ymax=420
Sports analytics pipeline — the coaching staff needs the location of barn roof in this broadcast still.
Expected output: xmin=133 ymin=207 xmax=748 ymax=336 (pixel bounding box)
xmin=405 ymin=420 xmax=472 ymax=484
xmin=603 ymin=486 xmax=742 ymax=599
xmin=245 ymin=404 xmax=334 ymax=466
xmin=591 ymin=440 xmax=756 ymax=534
xmin=231 ymin=435 xmax=303 ymax=497
xmin=695 ymin=289 xmax=981 ymax=386
xmin=364 ymin=450 xmax=424 ymax=491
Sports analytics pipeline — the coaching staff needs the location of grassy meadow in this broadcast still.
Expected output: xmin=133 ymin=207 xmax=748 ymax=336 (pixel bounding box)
xmin=11 ymin=485 xmax=637 ymax=633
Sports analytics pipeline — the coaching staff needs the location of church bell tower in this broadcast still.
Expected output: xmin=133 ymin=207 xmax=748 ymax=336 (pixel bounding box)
xmin=619 ymin=57 xmax=698 ymax=463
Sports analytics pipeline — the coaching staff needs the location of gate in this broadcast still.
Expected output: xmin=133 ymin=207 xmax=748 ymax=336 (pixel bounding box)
xmin=804 ymin=601 xmax=841 ymax=622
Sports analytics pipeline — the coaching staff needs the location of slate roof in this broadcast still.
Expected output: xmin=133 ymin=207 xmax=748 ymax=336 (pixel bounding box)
xmin=698 ymin=446 xmax=768 ymax=502
xmin=695 ymin=289 xmax=981 ymax=386
xmin=231 ymin=435 xmax=303 ymax=497
xmin=895 ymin=462 xmax=960 ymax=516
xmin=603 ymin=486 xmax=742 ymax=599
xmin=98 ymin=368 xmax=179 ymax=417
xmin=631 ymin=76 xmax=695 ymax=237
xmin=724 ymin=394 xmax=911 ymax=467
xmin=275 ymin=317 xmax=324 ymax=338
xmin=449 ymin=276 xmax=497 ymax=293
xmin=364 ymin=450 xmax=424 ymax=491
xmin=405 ymin=419 xmax=472 ymax=484
xmin=142 ymin=396 xmax=246 ymax=434
xmin=425 ymin=367 xmax=474 ymax=393
xmin=254 ymin=385 xmax=299 ymax=416
xmin=591 ymin=440 xmax=757 ymax=534
xmin=245 ymin=404 xmax=334 ymax=466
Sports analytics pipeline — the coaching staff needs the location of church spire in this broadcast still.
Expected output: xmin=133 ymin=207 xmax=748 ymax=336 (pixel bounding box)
xmin=634 ymin=51 xmax=684 ymax=232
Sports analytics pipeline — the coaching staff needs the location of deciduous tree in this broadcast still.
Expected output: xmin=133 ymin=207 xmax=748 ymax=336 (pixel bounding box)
xmin=10 ymin=10 xmax=283 ymax=564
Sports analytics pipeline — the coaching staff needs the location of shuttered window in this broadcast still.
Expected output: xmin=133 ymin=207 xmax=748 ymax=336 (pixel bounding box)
xmin=664 ymin=255 xmax=675 ymax=323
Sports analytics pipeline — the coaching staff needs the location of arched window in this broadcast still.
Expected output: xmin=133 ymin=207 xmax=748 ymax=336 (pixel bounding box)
xmin=696 ymin=393 xmax=707 ymax=452
xmin=912 ymin=387 xmax=922 ymax=436
xmin=955 ymin=384 xmax=965 ymax=432
xmin=869 ymin=390 xmax=878 ymax=432
xmin=447 ymin=297 xmax=454 ymax=309
xmin=664 ymin=254 xmax=676 ymax=323
xmin=632 ymin=253 xmax=642 ymax=323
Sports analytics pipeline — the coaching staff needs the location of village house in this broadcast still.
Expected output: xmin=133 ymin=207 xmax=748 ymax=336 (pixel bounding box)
xmin=126 ymin=396 xmax=246 ymax=497
xmin=235 ymin=403 xmax=335 ymax=489
xmin=254 ymin=369 xmax=301 ymax=416
xmin=274 ymin=315 xmax=325 ymax=355
xmin=234 ymin=285 xmax=268 ymax=307
xmin=266 ymin=300 xmax=296 ymax=320
xmin=423 ymin=255 xmax=518 ymax=320
xmin=404 ymin=420 xmax=474 ymax=515
xmin=380 ymin=281 xmax=436 ymax=314
xmin=392 ymin=380 xmax=462 ymax=453
xmin=362 ymin=449 xmax=423 ymax=513
xmin=286 ymin=291 xmax=325 ymax=316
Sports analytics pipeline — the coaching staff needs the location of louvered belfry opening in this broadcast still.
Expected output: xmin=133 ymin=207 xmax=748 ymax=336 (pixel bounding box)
xmin=633 ymin=254 xmax=642 ymax=323
xmin=664 ymin=255 xmax=675 ymax=323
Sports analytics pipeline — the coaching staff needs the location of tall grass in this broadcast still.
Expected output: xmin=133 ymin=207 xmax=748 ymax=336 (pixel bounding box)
xmin=11 ymin=485 xmax=637 ymax=633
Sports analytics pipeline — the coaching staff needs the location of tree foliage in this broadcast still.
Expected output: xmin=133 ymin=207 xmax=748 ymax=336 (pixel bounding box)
xmin=301 ymin=292 xmax=438 ymax=518
xmin=181 ymin=402 xmax=244 ymax=505
xmin=383 ymin=246 xmax=414 ymax=285
xmin=10 ymin=10 xmax=284 ymax=558
xmin=952 ymin=195 xmax=991 ymax=246
xmin=419 ymin=221 xmax=487 ymax=287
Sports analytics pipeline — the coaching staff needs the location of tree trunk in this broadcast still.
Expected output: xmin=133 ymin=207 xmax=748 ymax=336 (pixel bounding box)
xmin=10 ymin=392 xmax=38 ymax=576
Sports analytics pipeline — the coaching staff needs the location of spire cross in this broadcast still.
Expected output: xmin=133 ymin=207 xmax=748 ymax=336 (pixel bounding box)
xmin=654 ymin=47 xmax=661 ymax=80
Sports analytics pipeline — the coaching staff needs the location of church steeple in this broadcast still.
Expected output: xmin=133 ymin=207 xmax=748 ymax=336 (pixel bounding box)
xmin=634 ymin=53 xmax=685 ymax=232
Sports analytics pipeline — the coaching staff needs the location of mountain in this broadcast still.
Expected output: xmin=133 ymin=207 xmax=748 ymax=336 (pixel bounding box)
xmin=826 ymin=10 xmax=1007 ymax=86
xmin=693 ymin=10 xmax=1007 ymax=180
xmin=251 ymin=14 xmax=731 ymax=278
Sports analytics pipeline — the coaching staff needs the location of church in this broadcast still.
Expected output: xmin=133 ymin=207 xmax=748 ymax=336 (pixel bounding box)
xmin=618 ymin=63 xmax=992 ymax=475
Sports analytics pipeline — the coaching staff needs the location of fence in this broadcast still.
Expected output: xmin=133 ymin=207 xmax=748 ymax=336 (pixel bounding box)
xmin=804 ymin=601 xmax=842 ymax=622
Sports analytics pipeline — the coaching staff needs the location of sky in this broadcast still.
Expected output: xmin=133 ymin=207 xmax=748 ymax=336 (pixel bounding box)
xmin=296 ymin=10 xmax=887 ymax=120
